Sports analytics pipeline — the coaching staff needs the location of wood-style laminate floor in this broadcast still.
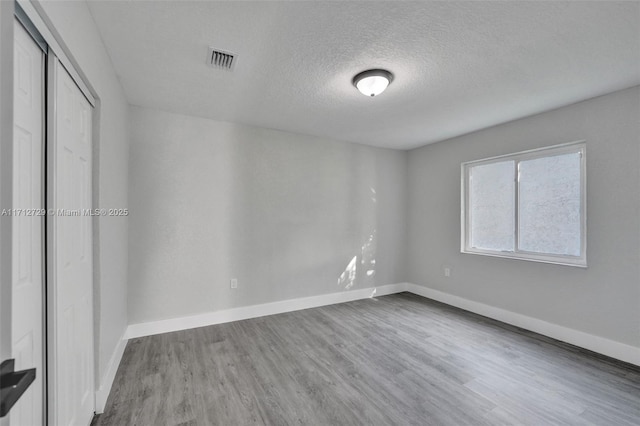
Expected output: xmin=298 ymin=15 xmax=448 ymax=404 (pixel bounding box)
xmin=93 ymin=293 xmax=640 ymax=426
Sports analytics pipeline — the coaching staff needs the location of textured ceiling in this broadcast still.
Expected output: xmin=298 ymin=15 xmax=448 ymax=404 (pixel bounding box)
xmin=86 ymin=1 xmax=640 ymax=150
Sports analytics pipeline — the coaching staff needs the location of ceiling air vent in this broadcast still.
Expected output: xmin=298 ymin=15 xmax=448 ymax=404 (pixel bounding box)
xmin=207 ymin=47 xmax=236 ymax=70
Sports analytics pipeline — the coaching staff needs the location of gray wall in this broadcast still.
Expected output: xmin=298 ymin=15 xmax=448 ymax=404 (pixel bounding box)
xmin=407 ymin=86 xmax=640 ymax=348
xmin=37 ymin=1 xmax=130 ymax=388
xmin=128 ymin=106 xmax=407 ymax=324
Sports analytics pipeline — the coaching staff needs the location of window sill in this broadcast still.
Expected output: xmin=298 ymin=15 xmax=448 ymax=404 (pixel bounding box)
xmin=461 ymin=249 xmax=588 ymax=268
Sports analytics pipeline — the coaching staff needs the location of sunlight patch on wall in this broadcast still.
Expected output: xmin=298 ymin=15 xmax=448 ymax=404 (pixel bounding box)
xmin=361 ymin=231 xmax=376 ymax=280
xmin=338 ymin=255 xmax=358 ymax=290
xmin=337 ymin=231 xmax=377 ymax=290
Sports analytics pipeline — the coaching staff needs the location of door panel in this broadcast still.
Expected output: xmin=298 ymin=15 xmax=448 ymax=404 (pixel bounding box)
xmin=49 ymin=57 xmax=94 ymax=426
xmin=11 ymin=19 xmax=44 ymax=426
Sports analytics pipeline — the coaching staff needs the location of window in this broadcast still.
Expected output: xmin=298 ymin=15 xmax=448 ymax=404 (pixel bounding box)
xmin=461 ymin=141 xmax=586 ymax=267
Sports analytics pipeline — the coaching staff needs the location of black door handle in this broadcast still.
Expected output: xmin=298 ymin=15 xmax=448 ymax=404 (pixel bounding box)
xmin=0 ymin=359 xmax=36 ymax=417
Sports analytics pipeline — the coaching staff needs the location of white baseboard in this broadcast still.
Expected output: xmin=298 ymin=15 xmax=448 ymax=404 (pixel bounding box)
xmin=95 ymin=332 xmax=127 ymax=413
xmin=406 ymin=283 xmax=640 ymax=367
xmin=125 ymin=283 xmax=410 ymax=340
xmin=117 ymin=281 xmax=638 ymax=393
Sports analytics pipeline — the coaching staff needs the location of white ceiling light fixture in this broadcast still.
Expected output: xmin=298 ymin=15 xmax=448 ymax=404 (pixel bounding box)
xmin=353 ymin=69 xmax=394 ymax=97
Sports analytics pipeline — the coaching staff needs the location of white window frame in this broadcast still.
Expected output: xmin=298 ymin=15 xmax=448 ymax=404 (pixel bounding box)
xmin=461 ymin=141 xmax=587 ymax=267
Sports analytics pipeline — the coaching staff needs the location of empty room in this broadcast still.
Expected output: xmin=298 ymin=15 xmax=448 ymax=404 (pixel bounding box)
xmin=1 ymin=1 xmax=639 ymax=425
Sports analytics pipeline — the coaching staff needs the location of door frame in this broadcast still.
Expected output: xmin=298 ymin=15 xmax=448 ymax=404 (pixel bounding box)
xmin=0 ymin=1 xmax=16 ymax=424
xmin=3 ymin=1 xmax=99 ymax=424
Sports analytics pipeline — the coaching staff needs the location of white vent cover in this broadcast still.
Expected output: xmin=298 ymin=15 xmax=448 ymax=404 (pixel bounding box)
xmin=207 ymin=47 xmax=236 ymax=70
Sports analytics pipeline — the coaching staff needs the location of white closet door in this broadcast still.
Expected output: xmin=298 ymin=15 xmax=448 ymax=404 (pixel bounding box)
xmin=11 ymin=19 xmax=44 ymax=426
xmin=48 ymin=57 xmax=94 ymax=426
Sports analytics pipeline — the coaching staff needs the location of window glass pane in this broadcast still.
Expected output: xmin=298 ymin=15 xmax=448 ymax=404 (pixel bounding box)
xmin=469 ymin=160 xmax=515 ymax=251
xmin=518 ymin=152 xmax=581 ymax=256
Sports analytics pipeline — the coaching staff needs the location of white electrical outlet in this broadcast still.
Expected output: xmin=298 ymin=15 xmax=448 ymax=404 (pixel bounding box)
xmin=230 ymin=278 xmax=238 ymax=289
xmin=444 ymin=267 xmax=451 ymax=277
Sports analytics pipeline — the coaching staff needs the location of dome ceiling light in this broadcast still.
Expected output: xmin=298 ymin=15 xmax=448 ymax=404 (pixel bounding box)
xmin=352 ymin=69 xmax=394 ymax=97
